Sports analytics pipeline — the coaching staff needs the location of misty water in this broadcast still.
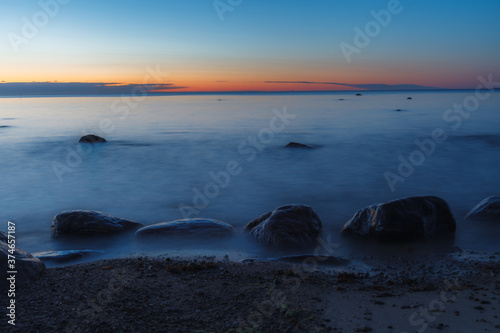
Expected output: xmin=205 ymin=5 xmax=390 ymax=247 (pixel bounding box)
xmin=1 ymin=91 xmax=499 ymax=265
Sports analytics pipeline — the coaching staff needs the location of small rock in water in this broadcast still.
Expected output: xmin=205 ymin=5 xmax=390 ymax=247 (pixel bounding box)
xmin=245 ymin=204 xmax=322 ymax=248
xmin=465 ymin=196 xmax=500 ymax=221
xmin=407 ymin=97 xmax=413 ymax=100
xmin=51 ymin=210 xmax=143 ymax=238
xmin=135 ymin=218 xmax=234 ymax=237
xmin=356 ymin=93 xmax=363 ymax=96
xmin=33 ymin=249 xmax=103 ymax=263
xmin=285 ymin=142 xmax=314 ymax=149
xmin=79 ymin=134 xmax=107 ymax=144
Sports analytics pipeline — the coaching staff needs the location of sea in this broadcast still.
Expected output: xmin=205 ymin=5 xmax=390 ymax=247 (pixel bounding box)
xmin=1 ymin=91 xmax=499 ymax=265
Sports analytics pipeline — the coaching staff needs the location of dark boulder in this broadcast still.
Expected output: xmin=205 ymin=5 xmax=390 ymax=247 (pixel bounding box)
xmin=245 ymin=204 xmax=322 ymax=248
xmin=135 ymin=218 xmax=234 ymax=237
xmin=285 ymin=142 xmax=313 ymax=149
xmin=79 ymin=134 xmax=107 ymax=143
xmin=51 ymin=210 xmax=143 ymax=238
xmin=407 ymin=97 xmax=413 ymax=100
xmin=341 ymin=196 xmax=456 ymax=241
xmin=465 ymin=196 xmax=500 ymax=221
xmin=356 ymin=93 xmax=362 ymax=96
xmin=33 ymin=249 xmax=104 ymax=263
xmin=1 ymin=231 xmax=46 ymax=290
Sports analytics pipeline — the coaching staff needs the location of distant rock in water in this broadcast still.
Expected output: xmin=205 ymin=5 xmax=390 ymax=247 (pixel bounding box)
xmin=285 ymin=142 xmax=314 ymax=149
xmin=33 ymin=249 xmax=103 ymax=263
xmin=79 ymin=134 xmax=107 ymax=144
xmin=245 ymin=204 xmax=322 ymax=248
xmin=395 ymin=109 xmax=405 ymax=112
xmin=407 ymin=97 xmax=413 ymax=100
xmin=341 ymin=196 xmax=456 ymax=241
xmin=338 ymin=98 xmax=345 ymax=101
xmin=356 ymin=93 xmax=362 ymax=96
xmin=0 ymin=125 xmax=11 ymax=128
xmin=465 ymin=196 xmax=500 ymax=221
xmin=1 ymin=231 xmax=46 ymax=290
xmin=135 ymin=218 xmax=234 ymax=237
xmin=51 ymin=210 xmax=143 ymax=238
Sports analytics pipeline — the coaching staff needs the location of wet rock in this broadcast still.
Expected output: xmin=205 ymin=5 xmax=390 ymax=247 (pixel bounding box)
xmin=465 ymin=196 xmax=500 ymax=221
xmin=135 ymin=218 xmax=234 ymax=237
xmin=407 ymin=97 xmax=413 ymax=100
xmin=285 ymin=142 xmax=314 ymax=149
xmin=33 ymin=249 xmax=104 ymax=263
xmin=356 ymin=93 xmax=363 ymax=96
xmin=341 ymin=196 xmax=456 ymax=241
xmin=51 ymin=210 xmax=143 ymax=238
xmin=79 ymin=134 xmax=107 ymax=143
xmin=245 ymin=204 xmax=322 ymax=248
xmin=1 ymin=231 xmax=46 ymax=290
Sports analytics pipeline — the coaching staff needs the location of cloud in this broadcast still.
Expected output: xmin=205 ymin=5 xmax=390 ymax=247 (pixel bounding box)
xmin=264 ymin=81 xmax=441 ymax=91
xmin=0 ymin=82 xmax=187 ymax=96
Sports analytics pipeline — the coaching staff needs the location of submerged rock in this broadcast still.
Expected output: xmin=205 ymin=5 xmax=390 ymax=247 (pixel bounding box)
xmin=135 ymin=218 xmax=234 ymax=237
xmin=341 ymin=196 xmax=456 ymax=241
xmin=285 ymin=142 xmax=314 ymax=149
xmin=79 ymin=134 xmax=107 ymax=143
xmin=33 ymin=249 xmax=103 ymax=263
xmin=51 ymin=210 xmax=143 ymax=238
xmin=356 ymin=93 xmax=362 ymax=96
xmin=1 ymin=231 xmax=46 ymax=289
xmin=245 ymin=204 xmax=322 ymax=248
xmin=465 ymin=196 xmax=500 ymax=221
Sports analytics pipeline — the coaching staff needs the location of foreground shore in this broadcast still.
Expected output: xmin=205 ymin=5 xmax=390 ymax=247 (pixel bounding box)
xmin=2 ymin=251 xmax=500 ymax=333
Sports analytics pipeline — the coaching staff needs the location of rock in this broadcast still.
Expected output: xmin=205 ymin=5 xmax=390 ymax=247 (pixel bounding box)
xmin=338 ymin=98 xmax=345 ymax=101
xmin=79 ymin=134 xmax=107 ymax=143
xmin=33 ymin=249 xmax=104 ymax=263
xmin=341 ymin=196 xmax=456 ymax=241
xmin=135 ymin=218 xmax=234 ymax=237
xmin=51 ymin=210 xmax=143 ymax=238
xmin=285 ymin=142 xmax=313 ymax=149
xmin=356 ymin=93 xmax=363 ymax=96
xmin=407 ymin=97 xmax=413 ymax=100
xmin=1 ymin=231 xmax=46 ymax=290
xmin=465 ymin=196 xmax=500 ymax=221
xmin=245 ymin=204 xmax=322 ymax=248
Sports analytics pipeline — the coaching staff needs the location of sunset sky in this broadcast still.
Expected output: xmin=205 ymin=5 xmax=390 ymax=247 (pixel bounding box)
xmin=1 ymin=0 xmax=499 ymax=95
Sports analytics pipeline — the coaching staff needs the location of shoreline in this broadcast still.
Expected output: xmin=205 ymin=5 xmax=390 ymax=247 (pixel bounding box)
xmin=2 ymin=250 xmax=499 ymax=332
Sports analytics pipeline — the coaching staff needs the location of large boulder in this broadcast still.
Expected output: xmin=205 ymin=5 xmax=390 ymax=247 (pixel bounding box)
xmin=341 ymin=196 xmax=456 ymax=241
xmin=245 ymin=204 xmax=322 ymax=248
xmin=1 ymin=231 xmax=46 ymax=290
xmin=51 ymin=210 xmax=143 ymax=238
xmin=79 ymin=134 xmax=107 ymax=144
xmin=135 ymin=218 xmax=233 ymax=237
xmin=465 ymin=196 xmax=500 ymax=221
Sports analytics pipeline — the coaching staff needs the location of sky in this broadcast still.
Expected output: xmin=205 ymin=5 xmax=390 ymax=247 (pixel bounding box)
xmin=0 ymin=0 xmax=499 ymax=95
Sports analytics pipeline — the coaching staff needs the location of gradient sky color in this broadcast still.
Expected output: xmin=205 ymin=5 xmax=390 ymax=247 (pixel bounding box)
xmin=1 ymin=0 xmax=499 ymax=94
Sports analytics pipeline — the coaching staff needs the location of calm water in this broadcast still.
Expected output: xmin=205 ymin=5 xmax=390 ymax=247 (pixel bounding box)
xmin=1 ymin=91 xmax=499 ymax=263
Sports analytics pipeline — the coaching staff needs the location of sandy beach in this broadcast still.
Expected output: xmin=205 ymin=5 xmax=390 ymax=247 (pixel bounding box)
xmin=2 ymin=249 xmax=499 ymax=333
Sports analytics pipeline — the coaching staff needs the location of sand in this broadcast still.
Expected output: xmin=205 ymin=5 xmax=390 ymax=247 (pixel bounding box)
xmin=1 ymin=250 xmax=499 ymax=332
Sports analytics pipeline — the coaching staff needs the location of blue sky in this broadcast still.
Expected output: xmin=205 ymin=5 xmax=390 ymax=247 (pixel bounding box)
xmin=1 ymin=0 xmax=499 ymax=94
